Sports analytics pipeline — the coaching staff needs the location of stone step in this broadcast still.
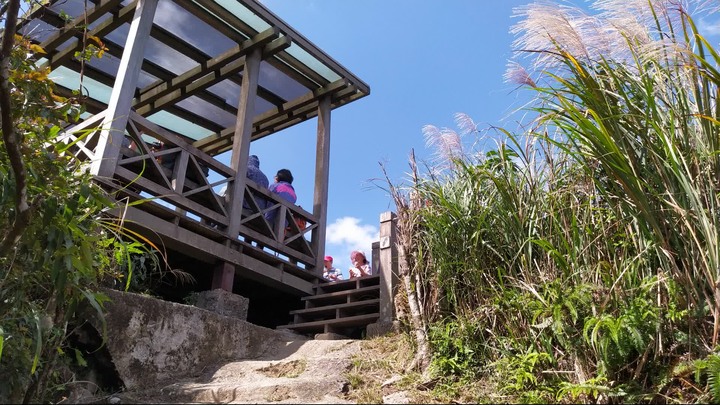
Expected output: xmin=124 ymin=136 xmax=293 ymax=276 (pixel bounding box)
xmin=114 ymin=340 xmax=362 ymax=404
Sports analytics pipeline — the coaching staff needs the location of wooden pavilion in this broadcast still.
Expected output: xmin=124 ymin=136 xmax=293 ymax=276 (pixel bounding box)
xmin=20 ymin=0 xmax=372 ymax=328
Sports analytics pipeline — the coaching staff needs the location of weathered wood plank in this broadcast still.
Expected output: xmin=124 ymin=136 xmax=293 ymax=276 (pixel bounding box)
xmin=108 ymin=205 xmax=314 ymax=295
xmin=289 ymin=299 xmax=380 ymax=316
xmin=91 ymin=0 xmax=158 ymax=178
xmin=311 ymin=95 xmax=331 ymax=275
xmin=277 ymin=313 xmax=380 ymax=332
xmin=114 ymin=166 xmax=228 ymax=225
xmin=302 ymin=285 xmax=380 ymax=302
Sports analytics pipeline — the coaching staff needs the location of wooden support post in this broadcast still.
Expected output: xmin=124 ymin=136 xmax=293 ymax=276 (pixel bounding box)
xmin=377 ymin=211 xmax=399 ymax=324
xmin=226 ymin=48 xmax=261 ymax=239
xmin=212 ymin=262 xmax=235 ymax=292
xmin=91 ymin=0 xmax=158 ymax=178
xmin=311 ymin=96 xmax=331 ymax=275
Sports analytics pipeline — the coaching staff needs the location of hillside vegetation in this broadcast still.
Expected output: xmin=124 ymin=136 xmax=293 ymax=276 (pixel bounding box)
xmin=372 ymin=1 xmax=720 ymax=403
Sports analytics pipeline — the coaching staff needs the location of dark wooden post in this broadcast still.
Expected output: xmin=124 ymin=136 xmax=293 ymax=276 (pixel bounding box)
xmin=91 ymin=0 xmax=158 ymax=178
xmin=378 ymin=211 xmax=398 ymax=322
xmin=227 ymin=47 xmax=261 ymax=238
xmin=212 ymin=262 xmax=235 ymax=291
xmin=367 ymin=211 xmax=399 ymax=337
xmin=311 ymin=96 xmax=331 ymax=275
xmin=213 ymin=47 xmax=261 ymax=292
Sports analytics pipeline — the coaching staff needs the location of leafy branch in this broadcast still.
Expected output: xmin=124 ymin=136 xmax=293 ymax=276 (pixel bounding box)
xmin=0 ymin=0 xmax=27 ymax=254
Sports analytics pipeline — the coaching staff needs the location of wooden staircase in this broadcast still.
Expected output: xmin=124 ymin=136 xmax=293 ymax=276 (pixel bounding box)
xmin=278 ymin=275 xmax=381 ymax=336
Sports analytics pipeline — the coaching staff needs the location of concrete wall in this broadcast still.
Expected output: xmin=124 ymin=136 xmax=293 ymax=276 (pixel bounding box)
xmin=99 ymin=289 xmax=304 ymax=390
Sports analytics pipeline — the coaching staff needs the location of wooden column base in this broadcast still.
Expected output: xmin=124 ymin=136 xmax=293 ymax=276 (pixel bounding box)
xmin=212 ymin=262 xmax=235 ymax=292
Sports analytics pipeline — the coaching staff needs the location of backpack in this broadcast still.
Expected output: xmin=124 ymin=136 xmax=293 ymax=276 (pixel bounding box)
xmin=285 ymin=206 xmax=307 ymax=237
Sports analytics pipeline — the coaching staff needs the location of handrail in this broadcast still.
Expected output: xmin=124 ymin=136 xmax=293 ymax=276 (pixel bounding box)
xmin=60 ymin=110 xmax=320 ymax=272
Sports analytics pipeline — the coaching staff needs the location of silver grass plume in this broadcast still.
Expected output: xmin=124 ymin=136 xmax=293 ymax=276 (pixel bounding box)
xmin=422 ymin=124 xmax=463 ymax=171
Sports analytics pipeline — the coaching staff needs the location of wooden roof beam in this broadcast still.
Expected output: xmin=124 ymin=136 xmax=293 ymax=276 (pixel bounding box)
xmin=38 ymin=1 xmax=137 ymax=70
xmin=238 ymin=0 xmax=370 ymax=95
xmin=172 ymin=0 xmax=247 ymax=43
xmin=58 ymin=57 xmax=227 ymax=133
xmin=37 ymin=4 xmax=285 ymax=117
xmin=207 ymin=88 xmax=363 ymax=155
xmin=190 ymin=0 xmax=324 ymax=91
xmin=134 ymin=36 xmax=290 ymax=118
xmin=193 ymin=79 xmax=349 ymax=154
xmin=134 ymin=28 xmax=287 ymax=113
xmin=39 ymin=0 xmax=125 ymax=51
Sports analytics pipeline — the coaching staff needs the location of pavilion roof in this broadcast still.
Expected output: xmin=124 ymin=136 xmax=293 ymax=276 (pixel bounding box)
xmin=21 ymin=0 xmax=370 ymax=155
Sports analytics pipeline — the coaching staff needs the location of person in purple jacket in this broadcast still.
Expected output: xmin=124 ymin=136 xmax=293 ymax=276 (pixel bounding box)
xmin=265 ymin=168 xmax=297 ymax=227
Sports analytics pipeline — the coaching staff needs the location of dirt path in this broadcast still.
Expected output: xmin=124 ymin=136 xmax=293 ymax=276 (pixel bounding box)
xmin=113 ymin=338 xmax=365 ymax=404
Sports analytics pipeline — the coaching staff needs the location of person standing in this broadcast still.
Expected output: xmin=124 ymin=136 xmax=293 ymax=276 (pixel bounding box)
xmin=245 ymin=155 xmax=269 ymax=188
xmin=348 ymin=250 xmax=372 ymax=278
xmin=323 ymin=255 xmax=343 ymax=281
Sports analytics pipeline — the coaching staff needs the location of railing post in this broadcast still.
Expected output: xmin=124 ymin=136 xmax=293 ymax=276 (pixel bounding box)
xmin=311 ymin=96 xmax=331 ymax=275
xmin=367 ymin=211 xmax=399 ymax=337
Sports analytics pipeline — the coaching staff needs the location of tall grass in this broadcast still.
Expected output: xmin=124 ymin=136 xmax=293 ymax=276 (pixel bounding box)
xmin=390 ymin=0 xmax=720 ymax=401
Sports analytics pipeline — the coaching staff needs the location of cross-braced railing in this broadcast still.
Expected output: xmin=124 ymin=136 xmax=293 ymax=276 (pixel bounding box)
xmin=58 ymin=111 xmax=318 ymax=272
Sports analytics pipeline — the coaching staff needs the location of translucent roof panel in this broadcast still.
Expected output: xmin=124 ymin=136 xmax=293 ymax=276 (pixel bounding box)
xmin=206 ymin=80 xmax=276 ymax=116
xmin=207 ymin=80 xmax=242 ymax=106
xmin=213 ymin=0 xmax=271 ymax=32
xmin=142 ymin=37 xmax=199 ymax=75
xmin=176 ymin=96 xmax=237 ymax=129
xmin=19 ymin=19 xmax=54 ymax=41
xmin=258 ymin=60 xmax=310 ymax=101
xmin=154 ymin=0 xmax=235 ymax=58
xmin=285 ymin=43 xmax=342 ymax=83
xmin=148 ymin=111 xmax=214 ymax=139
xmin=86 ymin=51 xmax=122 ymax=78
xmin=50 ymin=66 xmax=113 ymax=104
xmin=48 ymin=0 xmax=87 ymax=17
xmin=21 ymin=0 xmax=370 ymax=154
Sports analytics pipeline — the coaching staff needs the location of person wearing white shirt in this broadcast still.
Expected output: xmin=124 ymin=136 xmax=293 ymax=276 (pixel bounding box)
xmin=348 ymin=250 xmax=371 ymax=279
xmin=323 ymin=255 xmax=343 ymax=281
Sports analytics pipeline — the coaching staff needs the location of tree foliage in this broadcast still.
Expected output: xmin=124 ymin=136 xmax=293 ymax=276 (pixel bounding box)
xmin=0 ymin=5 xmax=136 ymax=402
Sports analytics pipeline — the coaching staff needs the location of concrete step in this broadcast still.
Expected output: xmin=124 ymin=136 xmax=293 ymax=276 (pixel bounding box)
xmin=114 ymin=339 xmax=362 ymax=404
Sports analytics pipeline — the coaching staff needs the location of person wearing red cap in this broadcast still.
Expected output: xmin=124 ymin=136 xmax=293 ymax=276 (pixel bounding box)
xmin=348 ymin=250 xmax=372 ymax=279
xmin=323 ymin=255 xmax=343 ymax=281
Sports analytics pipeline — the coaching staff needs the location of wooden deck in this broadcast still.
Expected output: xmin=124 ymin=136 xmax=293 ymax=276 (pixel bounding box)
xmin=60 ymin=112 xmax=325 ymax=297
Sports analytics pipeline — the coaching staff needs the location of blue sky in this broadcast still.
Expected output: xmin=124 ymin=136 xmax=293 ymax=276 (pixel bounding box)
xmin=230 ymin=0 xmax=532 ymax=276
xmin=225 ymin=1 xmax=720 ymax=278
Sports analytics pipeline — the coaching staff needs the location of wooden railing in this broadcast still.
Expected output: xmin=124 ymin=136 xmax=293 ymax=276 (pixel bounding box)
xmin=58 ymin=111 xmax=319 ymax=272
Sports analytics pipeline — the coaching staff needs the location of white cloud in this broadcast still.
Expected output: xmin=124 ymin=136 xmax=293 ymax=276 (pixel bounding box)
xmin=324 ymin=216 xmax=379 ymax=279
xmin=699 ymin=18 xmax=720 ymax=37
xmin=326 ymin=216 xmax=378 ymax=247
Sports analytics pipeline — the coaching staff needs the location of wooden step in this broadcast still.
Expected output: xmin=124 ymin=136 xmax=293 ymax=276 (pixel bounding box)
xmin=302 ymin=285 xmax=379 ymax=307
xmin=314 ymin=275 xmax=380 ymax=294
xmin=277 ymin=313 xmax=380 ymax=334
xmin=290 ymin=299 xmax=380 ymax=320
